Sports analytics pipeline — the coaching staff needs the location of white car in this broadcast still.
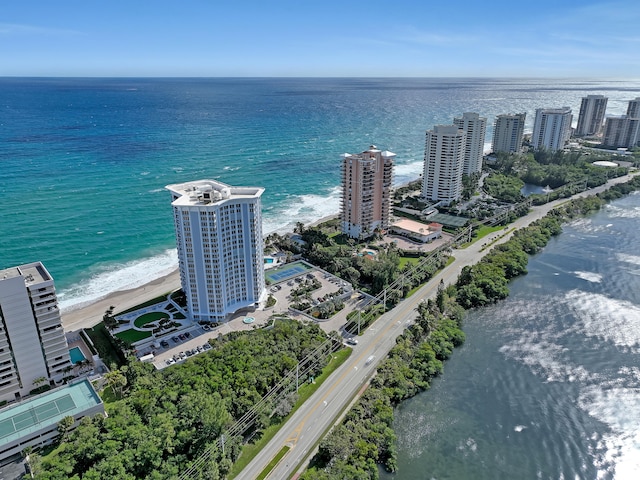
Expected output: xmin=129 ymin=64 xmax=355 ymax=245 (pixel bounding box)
xmin=346 ymin=338 xmax=358 ymax=346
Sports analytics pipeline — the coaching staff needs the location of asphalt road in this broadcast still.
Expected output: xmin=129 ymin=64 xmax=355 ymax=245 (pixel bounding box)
xmin=235 ymin=172 xmax=640 ymax=480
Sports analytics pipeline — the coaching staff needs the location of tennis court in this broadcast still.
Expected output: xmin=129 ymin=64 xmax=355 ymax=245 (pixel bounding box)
xmin=0 ymin=394 xmax=76 ymax=439
xmin=265 ymin=262 xmax=312 ymax=283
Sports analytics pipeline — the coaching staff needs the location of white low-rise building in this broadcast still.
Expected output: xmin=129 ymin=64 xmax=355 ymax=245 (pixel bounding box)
xmin=390 ymin=219 xmax=443 ymax=243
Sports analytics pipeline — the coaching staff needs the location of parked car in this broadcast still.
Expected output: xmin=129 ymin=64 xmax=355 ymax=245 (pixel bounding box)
xmin=346 ymin=338 xmax=358 ymax=346
xmin=178 ymin=334 xmax=186 ymax=340
xmin=196 ymin=345 xmax=203 ymax=353
xmin=184 ymin=332 xmax=191 ymax=338
xmin=160 ymin=340 xmax=170 ymax=348
xmin=203 ymin=343 xmax=212 ymax=350
xmin=172 ymin=336 xmax=180 ymax=343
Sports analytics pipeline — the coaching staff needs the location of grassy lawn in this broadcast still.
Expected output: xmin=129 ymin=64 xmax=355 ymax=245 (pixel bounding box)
xmin=256 ymin=446 xmax=290 ymax=480
xmin=115 ymin=328 xmax=152 ymax=345
xmin=115 ymin=293 xmax=170 ymax=316
xmin=228 ymin=348 xmax=352 ymax=479
xmin=475 ymin=224 xmax=506 ymax=241
xmin=173 ymin=312 xmax=186 ymax=320
xmin=133 ymin=311 xmax=170 ymax=328
xmin=84 ymin=323 xmax=123 ymax=368
xmin=399 ymin=255 xmax=420 ymax=269
xmin=98 ymin=385 xmax=118 ymax=405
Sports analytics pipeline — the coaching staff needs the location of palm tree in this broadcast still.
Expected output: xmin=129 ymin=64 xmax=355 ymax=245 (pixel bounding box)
xmin=57 ymin=415 xmax=75 ymax=442
xmin=32 ymin=376 xmax=47 ymax=388
xmin=104 ymin=369 xmax=127 ymax=399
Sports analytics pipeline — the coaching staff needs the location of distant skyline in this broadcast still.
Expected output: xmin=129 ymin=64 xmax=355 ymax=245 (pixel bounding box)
xmin=2 ymin=0 xmax=639 ymax=77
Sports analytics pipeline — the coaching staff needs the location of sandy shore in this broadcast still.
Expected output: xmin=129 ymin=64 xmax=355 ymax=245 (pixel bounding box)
xmin=61 ymin=268 xmax=182 ymax=332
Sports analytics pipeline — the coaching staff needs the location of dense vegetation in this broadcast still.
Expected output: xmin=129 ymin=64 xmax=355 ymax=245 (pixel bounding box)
xmin=490 ymin=150 xmax=628 ymax=193
xmin=34 ymin=320 xmax=330 ymax=480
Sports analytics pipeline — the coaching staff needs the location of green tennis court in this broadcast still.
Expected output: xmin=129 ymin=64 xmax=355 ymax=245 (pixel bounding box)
xmin=265 ymin=262 xmax=312 ymax=283
xmin=0 ymin=394 xmax=76 ymax=439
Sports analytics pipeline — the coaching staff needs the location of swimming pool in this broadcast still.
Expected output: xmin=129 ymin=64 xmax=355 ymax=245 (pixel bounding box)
xmin=264 ymin=257 xmax=274 ymax=264
xmin=69 ymin=347 xmax=86 ymax=364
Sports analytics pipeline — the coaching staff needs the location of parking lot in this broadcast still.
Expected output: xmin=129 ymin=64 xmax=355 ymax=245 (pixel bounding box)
xmin=150 ymin=264 xmax=364 ymax=369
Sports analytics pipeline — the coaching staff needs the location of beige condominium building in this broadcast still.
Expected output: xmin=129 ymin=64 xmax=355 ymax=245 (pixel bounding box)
xmin=453 ymin=112 xmax=487 ymax=175
xmin=492 ymin=113 xmax=526 ymax=154
xmin=341 ymin=146 xmax=395 ymax=240
xmin=166 ymin=180 xmax=266 ymax=323
xmin=0 ymin=262 xmax=72 ymax=404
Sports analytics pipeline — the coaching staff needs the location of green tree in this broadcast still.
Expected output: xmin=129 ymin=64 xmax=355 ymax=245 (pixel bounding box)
xmin=104 ymin=369 xmax=127 ymax=399
xmin=58 ymin=415 xmax=75 ymax=442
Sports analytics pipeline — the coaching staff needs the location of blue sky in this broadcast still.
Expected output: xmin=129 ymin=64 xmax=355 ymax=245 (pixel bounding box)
xmin=1 ymin=0 xmax=639 ymax=77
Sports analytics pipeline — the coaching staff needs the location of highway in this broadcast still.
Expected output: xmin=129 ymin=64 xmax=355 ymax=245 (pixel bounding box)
xmin=236 ymin=172 xmax=638 ymax=480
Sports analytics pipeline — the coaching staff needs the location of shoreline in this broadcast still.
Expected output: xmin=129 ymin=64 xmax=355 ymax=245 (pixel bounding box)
xmin=60 ymin=213 xmax=343 ymax=333
xmin=61 ymin=268 xmax=182 ymax=332
xmin=59 ymin=171 xmax=637 ymax=334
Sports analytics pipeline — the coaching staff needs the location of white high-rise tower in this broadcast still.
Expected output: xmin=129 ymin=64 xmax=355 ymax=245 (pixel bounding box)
xmin=575 ymin=95 xmax=608 ymax=136
xmin=603 ymin=116 xmax=640 ymax=148
xmin=453 ymin=112 xmax=487 ymax=175
xmin=166 ymin=180 xmax=266 ymax=323
xmin=627 ymin=97 xmax=640 ymax=119
xmin=422 ymin=125 xmax=465 ymax=205
xmin=532 ymin=107 xmax=573 ymax=151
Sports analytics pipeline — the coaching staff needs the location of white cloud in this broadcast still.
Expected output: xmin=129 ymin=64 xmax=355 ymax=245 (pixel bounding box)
xmin=0 ymin=23 xmax=81 ymax=36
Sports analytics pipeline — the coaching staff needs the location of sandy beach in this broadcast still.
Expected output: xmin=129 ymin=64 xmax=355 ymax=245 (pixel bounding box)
xmin=61 ymin=268 xmax=182 ymax=332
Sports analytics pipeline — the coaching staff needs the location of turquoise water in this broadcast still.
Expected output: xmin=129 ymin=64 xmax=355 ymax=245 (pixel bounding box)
xmin=1 ymin=77 xmax=639 ymax=311
xmin=69 ymin=347 xmax=86 ymax=364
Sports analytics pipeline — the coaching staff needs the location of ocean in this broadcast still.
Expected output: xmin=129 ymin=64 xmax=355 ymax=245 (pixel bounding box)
xmin=381 ymin=192 xmax=640 ymax=480
xmin=1 ymin=77 xmax=639 ymax=312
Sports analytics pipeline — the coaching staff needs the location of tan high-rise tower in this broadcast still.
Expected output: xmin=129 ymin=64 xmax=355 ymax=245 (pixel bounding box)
xmin=341 ymin=146 xmax=395 ymax=240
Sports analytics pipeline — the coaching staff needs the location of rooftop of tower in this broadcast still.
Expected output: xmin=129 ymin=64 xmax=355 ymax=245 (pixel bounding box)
xmin=165 ymin=179 xmax=264 ymax=207
xmin=0 ymin=261 xmax=51 ymax=285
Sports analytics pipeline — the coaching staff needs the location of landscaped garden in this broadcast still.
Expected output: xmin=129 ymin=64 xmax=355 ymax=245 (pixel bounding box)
xmin=133 ymin=311 xmax=170 ymax=328
xmin=115 ymin=328 xmax=152 ymax=344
